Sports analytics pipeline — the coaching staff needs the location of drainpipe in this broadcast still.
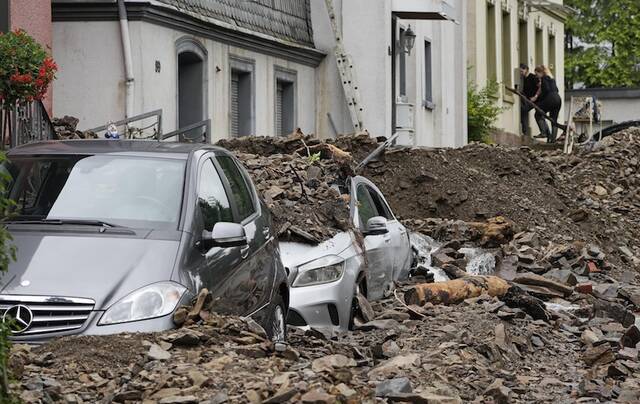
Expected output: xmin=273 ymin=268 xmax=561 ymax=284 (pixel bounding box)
xmin=118 ymin=0 xmax=135 ymax=119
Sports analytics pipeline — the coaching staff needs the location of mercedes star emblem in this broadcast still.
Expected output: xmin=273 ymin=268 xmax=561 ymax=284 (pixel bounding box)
xmin=2 ymin=305 xmax=34 ymax=334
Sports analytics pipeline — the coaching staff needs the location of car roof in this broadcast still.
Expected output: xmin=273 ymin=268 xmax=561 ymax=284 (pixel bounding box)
xmin=7 ymin=140 xmax=227 ymax=158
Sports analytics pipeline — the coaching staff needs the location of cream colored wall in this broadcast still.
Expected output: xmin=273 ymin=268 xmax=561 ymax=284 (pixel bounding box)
xmin=467 ymin=0 xmax=565 ymax=137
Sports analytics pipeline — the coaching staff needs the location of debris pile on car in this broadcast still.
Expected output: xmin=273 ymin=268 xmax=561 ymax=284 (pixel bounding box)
xmin=219 ymin=133 xmax=358 ymax=244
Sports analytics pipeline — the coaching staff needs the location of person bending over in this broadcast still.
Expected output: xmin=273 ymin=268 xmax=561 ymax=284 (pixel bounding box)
xmin=531 ymin=65 xmax=562 ymax=143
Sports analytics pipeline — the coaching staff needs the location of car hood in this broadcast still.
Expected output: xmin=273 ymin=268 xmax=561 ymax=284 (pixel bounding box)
xmin=279 ymin=231 xmax=356 ymax=284
xmin=1 ymin=231 xmax=180 ymax=309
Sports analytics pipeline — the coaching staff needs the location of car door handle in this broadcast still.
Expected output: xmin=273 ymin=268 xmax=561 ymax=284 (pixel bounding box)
xmin=383 ymin=235 xmax=392 ymax=244
xmin=240 ymin=245 xmax=250 ymax=259
xmin=262 ymin=227 xmax=270 ymax=238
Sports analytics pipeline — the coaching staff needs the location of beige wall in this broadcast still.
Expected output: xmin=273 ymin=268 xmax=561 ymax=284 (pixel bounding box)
xmin=467 ymin=0 xmax=566 ymax=137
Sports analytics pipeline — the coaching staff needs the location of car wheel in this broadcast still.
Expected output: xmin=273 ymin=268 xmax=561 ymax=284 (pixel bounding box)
xmin=267 ymin=295 xmax=287 ymax=343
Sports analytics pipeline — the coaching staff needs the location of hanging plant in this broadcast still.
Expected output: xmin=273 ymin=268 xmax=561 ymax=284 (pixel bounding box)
xmin=0 ymin=29 xmax=57 ymax=107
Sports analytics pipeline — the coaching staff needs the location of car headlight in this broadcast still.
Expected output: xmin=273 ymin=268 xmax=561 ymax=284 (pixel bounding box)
xmin=293 ymin=255 xmax=345 ymax=287
xmin=99 ymin=282 xmax=187 ymax=325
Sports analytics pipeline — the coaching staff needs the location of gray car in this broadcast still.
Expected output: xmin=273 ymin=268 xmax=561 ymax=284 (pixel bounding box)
xmin=0 ymin=140 xmax=288 ymax=343
xmin=281 ymin=176 xmax=413 ymax=331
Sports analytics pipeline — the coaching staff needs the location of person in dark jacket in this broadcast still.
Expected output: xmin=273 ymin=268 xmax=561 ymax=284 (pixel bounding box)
xmin=518 ymin=63 xmax=538 ymax=136
xmin=532 ymin=65 xmax=562 ymax=143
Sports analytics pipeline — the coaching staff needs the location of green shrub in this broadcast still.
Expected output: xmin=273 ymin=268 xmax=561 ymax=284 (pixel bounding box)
xmin=467 ymin=81 xmax=503 ymax=143
xmin=0 ymin=153 xmax=16 ymax=403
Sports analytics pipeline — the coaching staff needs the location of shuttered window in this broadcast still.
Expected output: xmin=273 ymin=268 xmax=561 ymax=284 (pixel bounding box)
xmin=274 ymin=68 xmax=296 ymax=136
xmin=231 ymin=72 xmax=240 ymax=137
xmin=229 ymin=57 xmax=255 ymax=137
xmin=275 ymin=81 xmax=284 ymax=136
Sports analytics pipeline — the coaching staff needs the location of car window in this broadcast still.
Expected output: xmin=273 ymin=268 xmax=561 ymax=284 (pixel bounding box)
xmin=5 ymin=155 xmax=186 ymax=229
xmin=216 ymin=155 xmax=255 ymax=221
xmin=356 ymin=184 xmax=378 ymax=228
xmin=367 ymin=186 xmax=394 ymax=220
xmin=198 ymin=159 xmax=233 ymax=230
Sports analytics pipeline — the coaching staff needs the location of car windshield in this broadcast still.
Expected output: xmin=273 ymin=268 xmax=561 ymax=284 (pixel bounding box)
xmin=3 ymin=154 xmax=186 ymax=229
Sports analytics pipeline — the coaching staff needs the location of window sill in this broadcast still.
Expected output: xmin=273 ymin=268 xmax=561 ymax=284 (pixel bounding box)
xmin=502 ymin=87 xmax=515 ymax=104
xmin=422 ymin=100 xmax=436 ymax=110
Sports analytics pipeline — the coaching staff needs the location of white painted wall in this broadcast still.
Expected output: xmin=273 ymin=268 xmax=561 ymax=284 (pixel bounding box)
xmin=53 ymin=21 xmax=125 ymax=129
xmin=53 ymin=1 xmax=467 ymax=148
xmin=52 ymin=20 xmax=317 ymax=141
xmin=311 ymin=0 xmax=467 ymax=147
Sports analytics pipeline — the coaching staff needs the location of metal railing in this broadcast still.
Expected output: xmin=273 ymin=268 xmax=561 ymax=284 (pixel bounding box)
xmin=86 ymin=109 xmax=163 ymax=140
xmin=87 ymin=111 xmax=211 ymax=144
xmin=0 ymin=101 xmax=55 ymax=150
xmin=161 ymin=119 xmax=211 ymax=143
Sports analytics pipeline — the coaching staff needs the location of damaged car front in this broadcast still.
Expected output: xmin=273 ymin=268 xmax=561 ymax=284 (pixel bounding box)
xmin=0 ymin=141 xmax=289 ymax=343
xmin=281 ymin=176 xmax=413 ymax=331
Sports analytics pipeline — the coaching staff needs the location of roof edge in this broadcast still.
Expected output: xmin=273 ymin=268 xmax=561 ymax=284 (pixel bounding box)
xmin=52 ymin=1 xmax=326 ymax=68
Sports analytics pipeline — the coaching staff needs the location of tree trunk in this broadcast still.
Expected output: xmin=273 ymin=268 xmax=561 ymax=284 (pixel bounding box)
xmin=404 ymin=276 xmax=511 ymax=306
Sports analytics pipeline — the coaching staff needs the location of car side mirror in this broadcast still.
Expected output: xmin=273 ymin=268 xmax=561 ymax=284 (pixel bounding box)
xmin=199 ymin=222 xmax=247 ymax=250
xmin=363 ymin=216 xmax=389 ymax=236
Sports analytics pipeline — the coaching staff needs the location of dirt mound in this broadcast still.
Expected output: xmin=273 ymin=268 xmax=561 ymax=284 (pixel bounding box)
xmin=541 ymin=129 xmax=640 ymax=268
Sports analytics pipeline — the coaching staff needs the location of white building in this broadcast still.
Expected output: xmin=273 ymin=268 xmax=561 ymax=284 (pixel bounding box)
xmin=51 ymin=0 xmax=467 ymax=147
xmin=566 ymin=88 xmax=640 ymax=128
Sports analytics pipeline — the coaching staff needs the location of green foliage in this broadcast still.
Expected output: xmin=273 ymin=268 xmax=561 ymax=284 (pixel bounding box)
xmin=467 ymin=81 xmax=502 ymax=143
xmin=307 ymin=152 xmax=321 ymax=164
xmin=0 ymin=29 xmax=57 ymax=106
xmin=0 ymin=153 xmax=16 ymax=402
xmin=565 ymin=0 xmax=640 ymax=88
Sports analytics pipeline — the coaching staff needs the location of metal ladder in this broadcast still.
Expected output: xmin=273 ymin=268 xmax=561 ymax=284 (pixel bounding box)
xmin=325 ymin=0 xmax=365 ymax=132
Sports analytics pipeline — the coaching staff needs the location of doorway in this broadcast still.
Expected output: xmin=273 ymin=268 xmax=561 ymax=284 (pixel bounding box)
xmin=176 ymin=38 xmax=207 ymax=141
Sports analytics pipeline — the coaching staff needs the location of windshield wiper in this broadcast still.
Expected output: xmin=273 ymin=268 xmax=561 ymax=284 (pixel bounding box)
xmin=4 ymin=218 xmax=123 ymax=228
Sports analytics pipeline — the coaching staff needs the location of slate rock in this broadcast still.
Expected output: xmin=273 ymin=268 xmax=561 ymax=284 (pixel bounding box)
xmin=375 ymin=377 xmax=413 ymax=397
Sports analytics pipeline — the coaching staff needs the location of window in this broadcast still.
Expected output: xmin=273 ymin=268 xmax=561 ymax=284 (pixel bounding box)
xmin=366 ymin=186 xmax=394 ymax=220
xmin=229 ymin=57 xmax=255 ymax=137
xmin=0 ymin=0 xmax=8 ymax=33
xmin=487 ymin=3 xmax=497 ymax=82
xmin=198 ymin=159 xmax=233 ymax=230
xmin=535 ymin=27 xmax=544 ymax=66
xmin=356 ymin=185 xmax=378 ymax=228
xmin=424 ymin=40 xmax=433 ymax=105
xmin=275 ymin=68 xmax=296 ymax=136
xmin=5 ymin=156 xmax=186 ymax=229
xmin=217 ymin=155 xmax=255 ymax=221
xmin=518 ymin=19 xmax=529 ymax=69
xmin=501 ymin=11 xmax=512 ymax=87
xmin=549 ymin=34 xmax=556 ymax=74
xmin=399 ymin=28 xmax=407 ymax=97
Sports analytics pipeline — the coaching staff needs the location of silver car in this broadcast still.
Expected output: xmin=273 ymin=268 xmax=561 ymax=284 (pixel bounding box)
xmin=281 ymin=176 xmax=413 ymax=331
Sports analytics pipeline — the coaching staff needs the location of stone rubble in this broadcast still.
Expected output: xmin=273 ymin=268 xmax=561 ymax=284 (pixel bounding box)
xmin=12 ymin=127 xmax=640 ymax=402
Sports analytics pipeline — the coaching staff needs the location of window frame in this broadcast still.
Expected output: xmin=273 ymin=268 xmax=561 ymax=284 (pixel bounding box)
xmin=195 ymin=156 xmax=235 ymax=230
xmin=214 ymin=153 xmax=258 ymax=224
xmin=355 ymin=184 xmax=380 ymax=229
xmin=229 ymin=56 xmax=256 ymax=137
xmin=423 ymin=38 xmax=434 ymax=109
xmin=365 ymin=185 xmax=395 ymax=221
xmin=274 ymin=66 xmax=297 ymax=136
